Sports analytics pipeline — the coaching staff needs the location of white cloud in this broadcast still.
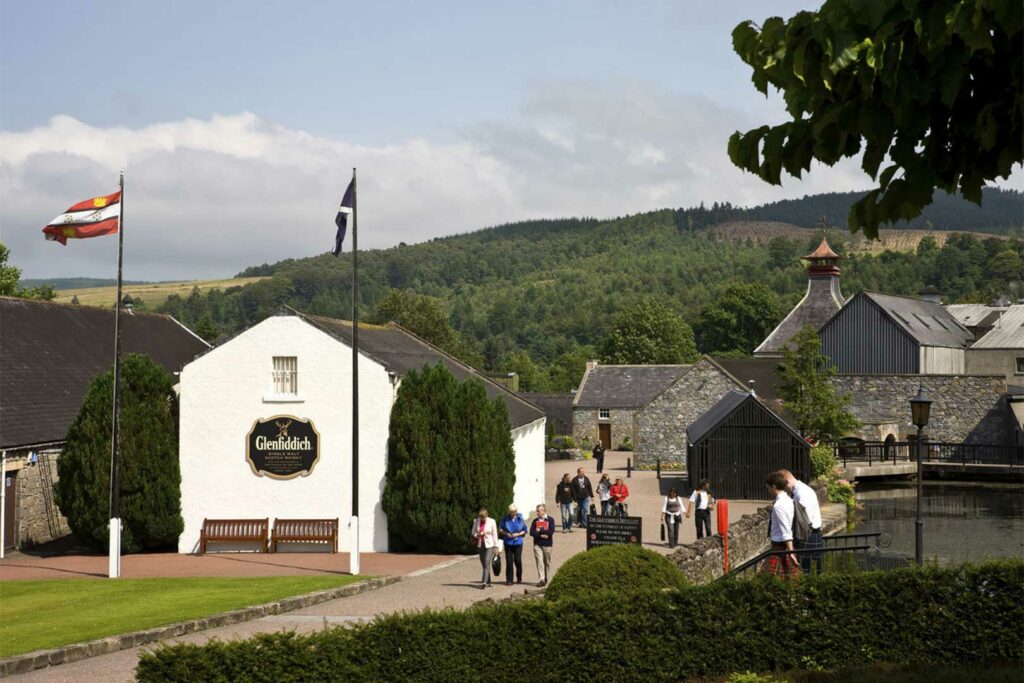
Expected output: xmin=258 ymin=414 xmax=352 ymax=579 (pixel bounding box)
xmin=5 ymin=82 xmax=1013 ymax=280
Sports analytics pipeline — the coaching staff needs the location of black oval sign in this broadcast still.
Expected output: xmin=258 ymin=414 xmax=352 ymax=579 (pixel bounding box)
xmin=246 ymin=415 xmax=320 ymax=479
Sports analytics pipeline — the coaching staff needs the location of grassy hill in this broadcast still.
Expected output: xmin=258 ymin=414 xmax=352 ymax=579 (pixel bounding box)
xmin=54 ymin=277 xmax=268 ymax=309
xmin=41 ymin=188 xmax=1022 ymax=391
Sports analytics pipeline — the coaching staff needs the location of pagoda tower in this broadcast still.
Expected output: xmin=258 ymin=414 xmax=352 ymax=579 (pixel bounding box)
xmin=754 ymin=238 xmax=845 ymax=356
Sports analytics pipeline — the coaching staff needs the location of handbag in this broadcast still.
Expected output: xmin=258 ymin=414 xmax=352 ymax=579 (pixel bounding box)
xmin=491 ymin=551 xmax=502 ymax=576
xmin=660 ymin=521 xmax=666 ymax=542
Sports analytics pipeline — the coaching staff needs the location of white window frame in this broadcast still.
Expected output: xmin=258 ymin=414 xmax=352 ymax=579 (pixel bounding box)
xmin=598 ymin=408 xmax=610 ymax=420
xmin=265 ymin=356 xmax=303 ymax=403
xmin=1015 ymin=357 xmax=1024 ymax=375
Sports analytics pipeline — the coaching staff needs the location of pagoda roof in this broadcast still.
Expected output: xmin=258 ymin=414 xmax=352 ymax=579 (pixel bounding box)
xmin=804 ymin=238 xmax=840 ymax=260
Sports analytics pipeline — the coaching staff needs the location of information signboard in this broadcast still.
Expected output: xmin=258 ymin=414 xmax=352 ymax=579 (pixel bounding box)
xmin=586 ymin=515 xmax=642 ymax=549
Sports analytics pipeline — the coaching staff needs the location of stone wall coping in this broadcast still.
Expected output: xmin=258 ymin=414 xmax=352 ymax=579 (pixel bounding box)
xmin=0 ymin=575 xmax=399 ymax=677
xmin=836 ymin=373 xmax=1005 ymax=380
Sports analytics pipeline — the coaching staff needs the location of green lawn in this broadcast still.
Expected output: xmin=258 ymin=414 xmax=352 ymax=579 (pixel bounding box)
xmin=0 ymin=575 xmax=365 ymax=657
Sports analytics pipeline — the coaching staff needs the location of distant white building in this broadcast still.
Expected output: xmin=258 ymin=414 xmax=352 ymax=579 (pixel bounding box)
xmin=177 ymin=308 xmax=546 ymax=553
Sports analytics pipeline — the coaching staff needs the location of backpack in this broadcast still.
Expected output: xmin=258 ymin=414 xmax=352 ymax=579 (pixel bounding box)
xmin=791 ymin=495 xmax=812 ymax=542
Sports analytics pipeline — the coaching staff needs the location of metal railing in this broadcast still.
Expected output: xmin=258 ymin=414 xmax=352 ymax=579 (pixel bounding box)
xmin=724 ymin=532 xmax=909 ymax=577
xmin=832 ymin=441 xmax=1024 ymax=468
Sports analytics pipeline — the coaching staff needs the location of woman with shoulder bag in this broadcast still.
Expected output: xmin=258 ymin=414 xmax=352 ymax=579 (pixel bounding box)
xmin=471 ymin=507 xmax=501 ymax=589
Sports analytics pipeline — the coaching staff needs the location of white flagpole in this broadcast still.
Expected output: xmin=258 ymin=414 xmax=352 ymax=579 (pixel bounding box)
xmin=108 ymin=171 xmax=125 ymax=579
xmin=350 ymin=167 xmax=360 ymax=576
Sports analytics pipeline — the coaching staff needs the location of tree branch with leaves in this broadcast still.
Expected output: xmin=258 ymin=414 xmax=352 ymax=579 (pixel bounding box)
xmin=729 ymin=0 xmax=1022 ymax=238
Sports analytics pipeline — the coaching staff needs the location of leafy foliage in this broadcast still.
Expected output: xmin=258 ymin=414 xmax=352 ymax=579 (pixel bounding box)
xmin=545 ymin=544 xmax=688 ymax=601
xmin=157 ymin=197 xmax=1022 ymax=390
xmin=729 ymin=1 xmax=1023 ymax=237
xmin=599 ymin=298 xmax=699 ymax=364
xmin=694 ymin=282 xmax=785 ymax=355
xmin=371 ymin=289 xmax=481 ymax=365
xmin=777 ymin=326 xmax=859 ymax=442
xmin=54 ymin=354 xmax=184 ymax=553
xmin=137 ymin=560 xmax=1024 ymax=682
xmin=382 ymin=364 xmax=515 ymax=553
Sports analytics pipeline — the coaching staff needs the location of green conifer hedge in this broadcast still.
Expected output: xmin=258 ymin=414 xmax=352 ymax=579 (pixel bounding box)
xmin=136 ymin=560 xmax=1024 ymax=682
xmin=382 ymin=363 xmax=515 ymax=553
xmin=54 ymin=353 xmax=184 ymax=553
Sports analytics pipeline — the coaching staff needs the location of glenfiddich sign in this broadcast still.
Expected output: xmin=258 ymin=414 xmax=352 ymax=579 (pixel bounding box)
xmin=246 ymin=416 xmax=320 ymax=479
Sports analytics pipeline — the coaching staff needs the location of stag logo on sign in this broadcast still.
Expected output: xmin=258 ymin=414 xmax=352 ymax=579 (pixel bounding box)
xmin=246 ymin=415 xmax=320 ymax=479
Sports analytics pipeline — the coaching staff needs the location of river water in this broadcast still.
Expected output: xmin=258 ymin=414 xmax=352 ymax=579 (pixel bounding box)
xmin=853 ymin=481 xmax=1024 ymax=564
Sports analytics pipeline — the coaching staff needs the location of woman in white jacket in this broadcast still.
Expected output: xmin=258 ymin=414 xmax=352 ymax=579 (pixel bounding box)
xmin=471 ymin=507 xmax=501 ymax=589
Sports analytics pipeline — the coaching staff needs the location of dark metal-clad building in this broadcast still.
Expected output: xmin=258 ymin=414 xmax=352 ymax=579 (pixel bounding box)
xmin=686 ymin=390 xmax=810 ymax=500
xmin=819 ymin=291 xmax=974 ymax=374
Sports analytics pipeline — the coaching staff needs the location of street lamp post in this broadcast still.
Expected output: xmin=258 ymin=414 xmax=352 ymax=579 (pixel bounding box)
xmin=909 ymin=386 xmax=932 ymax=565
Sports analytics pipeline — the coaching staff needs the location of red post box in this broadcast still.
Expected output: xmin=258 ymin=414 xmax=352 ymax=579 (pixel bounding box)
xmin=716 ymin=499 xmax=729 ymax=573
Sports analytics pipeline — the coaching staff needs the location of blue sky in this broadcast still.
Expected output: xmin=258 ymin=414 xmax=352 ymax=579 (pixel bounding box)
xmin=2 ymin=1 xmax=1018 ymax=280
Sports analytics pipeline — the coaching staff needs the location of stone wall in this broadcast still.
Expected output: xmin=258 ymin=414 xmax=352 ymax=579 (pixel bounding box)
xmin=834 ymin=374 xmax=1009 ymax=444
xmin=572 ymin=408 xmax=636 ymax=450
xmin=633 ymin=359 xmax=740 ymax=468
xmin=16 ymin=449 xmax=70 ymax=547
xmin=669 ymin=485 xmax=835 ymax=584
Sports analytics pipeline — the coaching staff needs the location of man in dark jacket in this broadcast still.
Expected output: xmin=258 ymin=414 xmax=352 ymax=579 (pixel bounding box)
xmin=555 ymin=473 xmax=575 ymax=532
xmin=529 ymin=504 xmax=556 ymax=587
xmin=592 ymin=440 xmax=606 ymax=473
xmin=570 ymin=467 xmax=595 ymax=528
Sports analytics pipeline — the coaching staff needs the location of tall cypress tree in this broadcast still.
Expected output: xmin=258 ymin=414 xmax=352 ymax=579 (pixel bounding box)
xmin=382 ymin=364 xmax=515 ymax=552
xmin=54 ymin=353 xmax=184 ymax=553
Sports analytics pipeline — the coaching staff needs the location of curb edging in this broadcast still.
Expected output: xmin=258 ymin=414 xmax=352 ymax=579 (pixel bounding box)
xmin=0 ymin=575 xmax=399 ymax=678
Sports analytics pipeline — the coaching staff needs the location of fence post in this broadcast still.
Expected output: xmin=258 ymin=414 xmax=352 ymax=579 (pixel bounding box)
xmin=627 ymin=458 xmax=632 ymax=478
xmin=655 ymin=458 xmax=660 ymax=480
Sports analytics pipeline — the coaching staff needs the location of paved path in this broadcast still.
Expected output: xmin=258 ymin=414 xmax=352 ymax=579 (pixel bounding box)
xmin=8 ymin=452 xmax=770 ymax=682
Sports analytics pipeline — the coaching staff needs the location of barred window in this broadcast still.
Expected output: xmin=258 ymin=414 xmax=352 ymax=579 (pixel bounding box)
xmin=272 ymin=356 xmax=298 ymax=395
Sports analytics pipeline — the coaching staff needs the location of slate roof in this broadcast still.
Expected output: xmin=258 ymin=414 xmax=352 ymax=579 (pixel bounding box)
xmin=686 ymin=389 xmax=805 ymax=445
xmin=860 ymin=292 xmax=974 ymax=348
xmin=755 ymin=274 xmax=845 ymax=355
xmin=574 ymin=365 xmax=689 ymax=409
xmin=296 ymin=311 xmax=544 ymax=430
xmin=945 ymin=304 xmax=1007 ymax=332
xmin=711 ymin=356 xmax=782 ymax=402
xmin=971 ymin=305 xmax=1024 ymax=349
xmin=1 ymin=297 xmax=210 ymax=449
xmin=518 ymin=392 xmax=573 ymax=434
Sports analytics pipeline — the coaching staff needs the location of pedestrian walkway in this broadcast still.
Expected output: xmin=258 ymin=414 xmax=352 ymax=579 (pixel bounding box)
xmin=7 ymin=452 xmax=771 ymax=681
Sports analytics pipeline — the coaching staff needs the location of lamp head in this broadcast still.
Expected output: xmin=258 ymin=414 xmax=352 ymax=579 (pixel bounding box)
xmin=909 ymin=385 xmax=932 ymax=429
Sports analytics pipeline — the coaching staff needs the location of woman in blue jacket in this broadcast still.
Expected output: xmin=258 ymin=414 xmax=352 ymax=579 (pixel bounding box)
xmin=499 ymin=504 xmax=527 ymax=585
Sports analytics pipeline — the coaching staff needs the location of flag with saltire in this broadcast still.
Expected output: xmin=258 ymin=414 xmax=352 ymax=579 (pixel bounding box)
xmin=332 ymin=180 xmax=354 ymax=256
xmin=42 ymin=191 xmax=121 ymax=245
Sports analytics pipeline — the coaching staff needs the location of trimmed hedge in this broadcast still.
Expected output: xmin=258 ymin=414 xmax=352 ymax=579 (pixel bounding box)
xmin=545 ymin=543 xmax=688 ymax=601
xmin=136 ymin=560 xmax=1024 ymax=682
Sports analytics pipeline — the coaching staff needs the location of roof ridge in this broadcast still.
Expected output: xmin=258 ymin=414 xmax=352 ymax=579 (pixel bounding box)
xmin=0 ymin=295 xmax=180 ymax=321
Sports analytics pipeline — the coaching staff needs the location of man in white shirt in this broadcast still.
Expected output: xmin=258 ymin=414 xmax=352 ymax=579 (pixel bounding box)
xmin=781 ymin=469 xmax=823 ymax=574
xmin=763 ymin=471 xmax=800 ymax=578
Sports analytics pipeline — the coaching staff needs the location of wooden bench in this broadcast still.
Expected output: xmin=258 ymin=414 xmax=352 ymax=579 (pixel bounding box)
xmin=271 ymin=518 xmax=339 ymax=553
xmin=199 ymin=518 xmax=269 ymax=553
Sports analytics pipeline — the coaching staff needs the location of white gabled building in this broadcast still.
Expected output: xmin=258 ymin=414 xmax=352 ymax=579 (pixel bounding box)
xmin=177 ymin=308 xmax=546 ymax=553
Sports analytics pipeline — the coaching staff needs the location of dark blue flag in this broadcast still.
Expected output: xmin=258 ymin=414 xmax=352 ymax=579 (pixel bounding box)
xmin=333 ymin=180 xmax=354 ymax=256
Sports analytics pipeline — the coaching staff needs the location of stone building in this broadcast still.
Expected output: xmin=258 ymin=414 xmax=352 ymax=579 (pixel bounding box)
xmin=632 ymin=356 xmax=786 ymax=468
xmin=754 ymin=238 xmax=845 ymax=357
xmin=0 ymin=297 xmax=209 ymax=552
xmin=572 ymin=363 xmax=688 ymax=450
xmin=177 ymin=308 xmax=545 ymax=553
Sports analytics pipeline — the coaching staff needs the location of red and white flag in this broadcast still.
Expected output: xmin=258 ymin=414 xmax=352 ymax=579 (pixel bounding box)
xmin=42 ymin=191 xmax=121 ymax=245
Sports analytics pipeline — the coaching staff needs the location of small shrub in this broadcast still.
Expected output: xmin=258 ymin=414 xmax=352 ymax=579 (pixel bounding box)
xmin=616 ymin=435 xmax=633 ymax=451
xmin=828 ymin=479 xmax=856 ymax=510
xmin=545 ymin=544 xmax=688 ymax=601
xmin=549 ymin=435 xmax=576 ymax=449
xmin=727 ymin=673 xmax=780 ymax=683
xmin=810 ymin=444 xmax=837 ymax=480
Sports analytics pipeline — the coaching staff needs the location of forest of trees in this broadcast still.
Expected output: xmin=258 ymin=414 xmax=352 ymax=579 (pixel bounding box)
xmin=152 ymin=188 xmax=1022 ymax=393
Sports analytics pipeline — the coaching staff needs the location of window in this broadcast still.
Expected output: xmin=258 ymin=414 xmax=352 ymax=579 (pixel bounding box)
xmin=598 ymin=408 xmax=610 ymax=420
xmin=1016 ymin=357 xmax=1024 ymax=375
xmin=272 ymin=356 xmax=298 ymax=395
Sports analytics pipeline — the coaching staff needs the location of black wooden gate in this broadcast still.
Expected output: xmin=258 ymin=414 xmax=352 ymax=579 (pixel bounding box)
xmin=687 ymin=392 xmax=810 ymax=500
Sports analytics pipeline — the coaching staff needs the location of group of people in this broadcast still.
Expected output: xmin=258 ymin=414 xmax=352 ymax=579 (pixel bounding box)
xmin=764 ymin=469 xmax=824 ymax=578
xmin=471 ymin=503 xmax=556 ymax=589
xmin=660 ymin=479 xmax=715 ymax=548
xmin=553 ymin=468 xmax=629 ymax=531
